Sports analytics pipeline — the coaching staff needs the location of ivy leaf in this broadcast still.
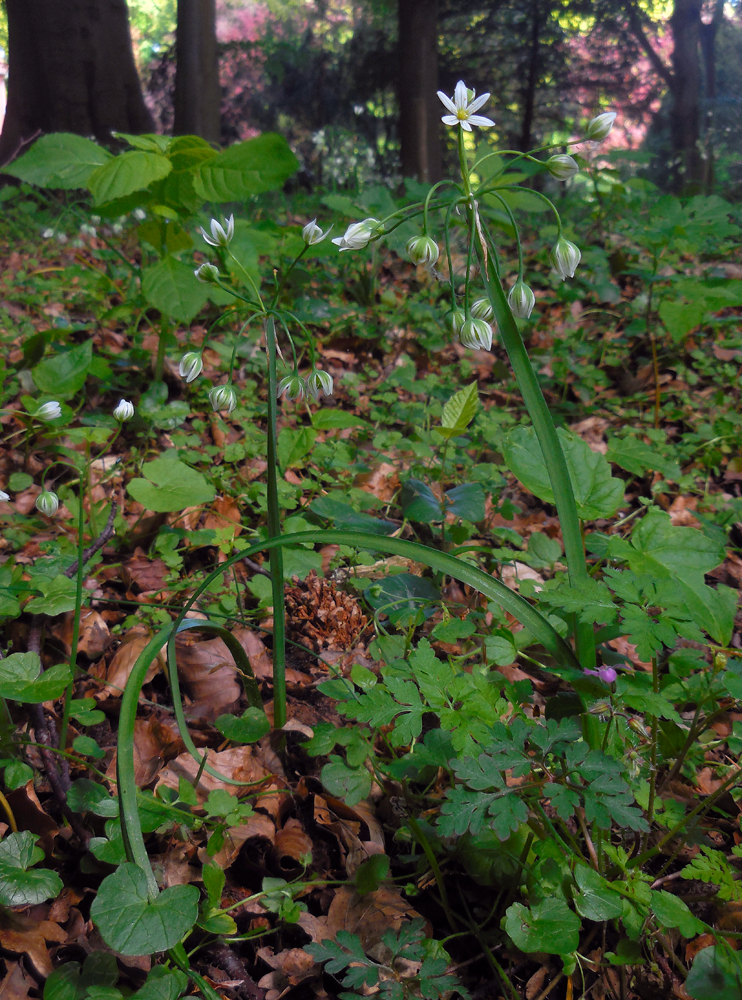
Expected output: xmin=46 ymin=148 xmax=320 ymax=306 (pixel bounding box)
xmin=0 ymin=831 xmax=62 ymax=906
xmin=43 ymin=951 xmax=119 ymax=1000
xmin=364 ymin=573 xmax=440 ymax=628
xmin=133 ymin=966 xmax=189 ymax=1000
xmin=504 ymin=898 xmax=580 ymax=955
xmin=90 ymin=864 xmax=199 ymax=955
xmin=0 ymin=653 xmax=71 ymax=703
xmin=127 ymin=452 xmax=215 ymax=513
xmin=67 ymin=779 xmax=119 ymax=817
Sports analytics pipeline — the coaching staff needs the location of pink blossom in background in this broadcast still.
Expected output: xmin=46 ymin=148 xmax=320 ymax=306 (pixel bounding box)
xmin=216 ymin=0 xmax=269 ymax=43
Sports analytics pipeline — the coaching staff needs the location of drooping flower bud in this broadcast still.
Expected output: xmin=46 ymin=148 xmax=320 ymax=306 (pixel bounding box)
xmin=459 ymin=317 xmax=493 ymax=351
xmin=194 ymin=262 xmax=220 ymax=284
xmin=113 ymin=399 xmax=134 ymax=421
xmin=406 ymin=235 xmax=439 ymax=267
xmin=332 ymin=218 xmax=380 ymax=252
xmin=36 ymin=401 xmax=62 ymax=421
xmin=446 ymin=308 xmax=466 ymax=335
xmin=306 ymin=370 xmax=334 ymax=400
xmin=179 ymin=352 xmax=203 ymax=383
xmin=277 ymin=374 xmax=306 ymax=402
xmin=302 ymin=219 xmax=330 ymax=245
xmin=585 ymin=112 xmax=617 ymax=142
xmin=36 ymin=489 xmax=59 ymax=516
xmin=547 ymin=154 xmax=579 ymax=181
xmin=200 ymin=215 xmax=234 ymax=248
xmin=470 ymin=298 xmax=493 ymax=321
xmin=550 ymin=237 xmax=581 ymax=280
xmin=0 ymin=490 xmax=10 ymax=502
xmin=508 ymin=280 xmax=536 ymax=319
xmin=209 ymin=383 xmax=238 ymax=414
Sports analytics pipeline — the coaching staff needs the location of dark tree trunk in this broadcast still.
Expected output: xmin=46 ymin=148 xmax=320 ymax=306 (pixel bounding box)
xmin=0 ymin=0 xmax=154 ymax=166
xmin=398 ymin=0 xmax=442 ymax=184
xmin=173 ymin=0 xmax=220 ymax=143
xmin=519 ymin=0 xmax=543 ymax=152
xmin=669 ymin=0 xmax=703 ymax=190
xmin=698 ymin=0 xmax=725 ymax=191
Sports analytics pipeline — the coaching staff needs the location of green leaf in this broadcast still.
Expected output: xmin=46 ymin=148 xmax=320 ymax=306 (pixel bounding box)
xmin=2 ymin=133 xmax=111 ymax=189
xmin=87 ymin=151 xmax=172 ymax=205
xmin=439 ymin=382 xmax=479 ymax=439
xmin=431 ymin=617 xmax=476 ymax=642
xmin=573 ymin=865 xmax=623 ymax=921
xmin=445 ymin=482 xmax=485 ymax=522
xmin=202 ymin=863 xmax=225 ymax=910
xmin=678 ymin=581 xmax=738 ymax=646
xmin=504 ymin=426 xmax=624 ymax=520
xmin=142 ymin=255 xmax=210 ymax=323
xmin=4 ymin=760 xmax=33 ymax=791
xmin=215 ymin=708 xmax=270 ymax=744
xmin=25 ymin=575 xmax=78 ymax=616
xmin=90 ymin=863 xmax=199 ymax=955
xmin=127 ymin=453 xmax=215 ymax=513
xmin=321 ymin=757 xmax=372 ymax=805
xmin=354 ymin=854 xmax=390 ymax=895
xmin=504 ymin=898 xmax=580 ymax=955
xmin=72 ymin=735 xmax=105 ymax=759
xmin=651 ymin=890 xmax=705 ymax=937
xmin=33 ymin=339 xmax=93 ymax=398
xmin=309 ymin=497 xmax=396 ymax=535
xmin=133 ymin=966 xmax=189 ymax=1000
xmin=44 ymin=951 xmax=120 ymax=1000
xmin=67 ymin=779 xmax=119 ymax=817
xmin=400 ymin=479 xmax=443 ymax=521
xmin=311 ymin=410 xmax=369 ymax=430
xmin=606 ymin=436 xmax=681 ymax=481
xmin=364 ymin=573 xmax=440 ymax=627
xmin=277 ymin=426 xmax=317 ymax=470
xmin=484 ymin=635 xmax=517 ymax=666
xmin=0 ymin=653 xmax=71 ymax=703
xmin=193 ymin=133 xmax=298 ymax=201
xmin=0 ymin=831 xmax=62 ymax=906
xmin=686 ymin=946 xmax=742 ymax=1000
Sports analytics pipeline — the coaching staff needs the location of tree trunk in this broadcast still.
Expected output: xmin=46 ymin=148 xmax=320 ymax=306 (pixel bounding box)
xmin=698 ymin=0 xmax=725 ymax=192
xmin=173 ymin=0 xmax=220 ymax=143
xmin=669 ymin=0 xmax=704 ymax=190
xmin=398 ymin=0 xmax=442 ymax=184
xmin=0 ymin=0 xmax=154 ymax=166
xmin=519 ymin=0 xmax=543 ymax=152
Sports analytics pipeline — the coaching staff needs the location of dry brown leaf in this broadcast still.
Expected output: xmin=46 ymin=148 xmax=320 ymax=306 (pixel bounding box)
xmin=175 ymin=630 xmax=242 ymax=719
xmin=92 ymin=625 xmax=165 ymax=698
xmin=501 ymin=562 xmax=545 ymax=593
xmin=0 ymin=912 xmax=66 ymax=978
xmin=355 ymin=462 xmax=400 ymax=502
xmin=257 ymin=946 xmax=318 ymax=999
xmin=51 ymin=609 xmax=111 ymax=659
xmin=326 ymin=885 xmax=422 ymax=951
xmin=235 ymin=629 xmax=273 ymax=680
xmin=0 ymin=961 xmax=36 ymax=999
xmin=122 ymin=548 xmax=169 ymax=593
xmin=570 ymin=417 xmax=609 ymax=454
xmin=6 ymin=782 xmax=58 ymax=854
xmin=199 ymin=813 xmax=276 ymax=871
xmin=607 ymin=636 xmax=653 ymax=671
xmin=668 ymin=495 xmax=701 ymax=528
xmin=696 ymin=767 xmax=724 ymax=795
xmin=156 ymin=746 xmax=269 ymax=802
xmin=271 ymin=819 xmax=313 ymax=876
xmin=131 ymin=716 xmax=183 ymax=786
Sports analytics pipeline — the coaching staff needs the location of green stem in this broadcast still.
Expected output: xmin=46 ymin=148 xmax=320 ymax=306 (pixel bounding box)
xmin=265 ymin=317 xmax=287 ymax=729
xmin=154 ymin=315 xmax=170 ymax=383
xmin=57 ymin=488 xmax=86 ymax=758
xmin=406 ymin=813 xmax=458 ymax=932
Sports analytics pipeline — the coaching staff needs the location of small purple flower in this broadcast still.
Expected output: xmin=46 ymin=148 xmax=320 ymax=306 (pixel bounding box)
xmin=584 ymin=666 xmax=617 ymax=684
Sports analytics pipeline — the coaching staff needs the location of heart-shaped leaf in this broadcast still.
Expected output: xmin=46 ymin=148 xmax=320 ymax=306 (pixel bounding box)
xmin=0 ymin=831 xmax=62 ymax=906
xmin=0 ymin=653 xmax=71 ymax=703
xmin=127 ymin=453 xmax=215 ymax=513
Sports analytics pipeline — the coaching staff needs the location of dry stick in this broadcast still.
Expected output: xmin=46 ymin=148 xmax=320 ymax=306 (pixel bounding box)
xmin=64 ymin=500 xmax=117 ymax=579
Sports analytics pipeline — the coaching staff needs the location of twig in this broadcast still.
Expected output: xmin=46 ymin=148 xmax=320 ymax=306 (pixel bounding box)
xmin=64 ymin=500 xmax=117 ymax=578
xmin=242 ymin=555 xmax=271 ymax=578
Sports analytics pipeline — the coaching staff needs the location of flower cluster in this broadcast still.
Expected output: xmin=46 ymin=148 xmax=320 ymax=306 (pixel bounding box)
xmin=278 ymin=370 xmax=334 ymax=402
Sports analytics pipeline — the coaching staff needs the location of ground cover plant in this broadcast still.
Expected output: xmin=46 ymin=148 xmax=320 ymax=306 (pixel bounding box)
xmin=0 ymin=90 xmax=740 ymax=1000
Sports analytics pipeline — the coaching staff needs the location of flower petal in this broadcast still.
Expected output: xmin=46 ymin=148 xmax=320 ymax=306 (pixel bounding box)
xmin=460 ymin=120 xmax=472 ymax=131
xmin=468 ymin=92 xmax=491 ymax=113
xmin=437 ymin=90 xmax=457 ymax=115
xmin=441 ymin=115 xmax=459 ymax=127
xmin=468 ymin=115 xmax=495 ymax=128
xmin=454 ymin=80 xmax=468 ymax=110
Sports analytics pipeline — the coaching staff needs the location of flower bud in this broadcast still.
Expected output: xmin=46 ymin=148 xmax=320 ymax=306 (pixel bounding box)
xmin=277 ymin=374 xmax=306 ymax=402
xmin=113 ymin=399 xmax=134 ymax=421
xmin=547 ymin=154 xmax=579 ymax=181
xmin=459 ymin=317 xmax=492 ymax=351
xmin=508 ymin=280 xmax=536 ymax=319
xmin=194 ymin=262 xmax=220 ymax=284
xmin=589 ymin=700 xmax=611 ymax=716
xmin=406 ymin=235 xmax=439 ymax=267
xmin=209 ymin=383 xmax=238 ymax=414
xmin=306 ymin=370 xmax=334 ymax=400
xmin=0 ymin=491 xmax=10 ymax=502
xmin=36 ymin=401 xmax=62 ymax=421
xmin=201 ymin=215 xmax=234 ymax=248
xmin=133 ymin=208 xmax=146 ymax=221
xmin=42 ymin=228 xmax=54 ymax=239
xmin=446 ymin=308 xmax=466 ymax=335
xmin=585 ymin=112 xmax=617 ymax=142
xmin=550 ymin=237 xmax=581 ymax=280
xmin=470 ymin=298 xmax=493 ymax=321
xmin=36 ymin=489 xmax=59 ymax=516
xmin=179 ymin=352 xmax=203 ymax=383
xmin=331 ymin=218 xmax=380 ymax=252
xmin=302 ymin=219 xmax=330 ymax=245
xmin=627 ymin=717 xmax=649 ymax=738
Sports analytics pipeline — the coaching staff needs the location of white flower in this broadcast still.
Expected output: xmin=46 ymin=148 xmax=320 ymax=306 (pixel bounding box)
xmin=550 ymin=237 xmax=581 ymax=280
xmin=209 ymin=384 xmax=238 ymax=414
xmin=470 ymin=298 xmax=493 ymax=321
xmin=36 ymin=401 xmax=62 ymax=421
xmin=460 ymin=317 xmax=492 ymax=351
xmin=194 ymin=262 xmax=220 ymax=283
xmin=407 ymin=235 xmax=439 ymax=267
xmin=277 ymin=374 xmax=306 ymax=402
xmin=306 ymin=370 xmax=333 ymax=400
xmin=332 ymin=218 xmax=380 ymax=252
xmin=201 ymin=215 xmax=235 ymax=248
xmin=437 ymin=80 xmax=495 ymax=132
xmin=302 ymin=219 xmax=331 ymax=245
xmin=179 ymin=352 xmax=203 ymax=383
xmin=508 ymin=280 xmax=536 ymax=319
xmin=42 ymin=228 xmax=54 ymax=239
xmin=36 ymin=490 xmax=59 ymax=516
xmin=446 ymin=308 xmax=466 ymax=335
xmin=547 ymin=154 xmax=579 ymax=181
xmin=57 ymin=233 xmax=68 ymax=244
xmin=585 ymin=112 xmax=617 ymax=142
xmin=0 ymin=491 xmax=9 ymax=502
xmin=113 ymin=399 xmax=134 ymax=421
xmin=133 ymin=208 xmax=146 ymax=221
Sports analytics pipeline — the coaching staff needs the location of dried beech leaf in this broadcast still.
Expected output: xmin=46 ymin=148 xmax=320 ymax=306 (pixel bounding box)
xmin=51 ymin=609 xmax=111 ymax=659
xmin=93 ymin=625 xmax=165 ymax=698
xmin=0 ymin=912 xmax=66 ymax=978
xmin=156 ymin=747 xmax=268 ymax=803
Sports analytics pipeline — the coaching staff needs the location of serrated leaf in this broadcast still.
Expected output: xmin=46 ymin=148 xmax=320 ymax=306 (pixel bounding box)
xmin=439 ymin=382 xmax=479 ymax=438
xmin=88 ymin=151 xmax=172 ymax=204
xmin=617 ymin=508 xmax=724 ymax=592
xmin=504 ymin=898 xmax=580 ymax=955
xmin=0 ymin=653 xmax=71 ymax=703
xmin=33 ymin=339 xmax=93 ymax=398
xmin=503 ymin=426 xmax=625 ymax=520
xmin=321 ymin=757 xmax=372 ymax=805
xmin=127 ymin=453 xmax=215 ymax=513
xmin=90 ymin=863 xmax=199 ymax=955
xmin=141 ymin=255 xmax=210 ymax=323
xmin=193 ymin=133 xmax=298 ymax=201
xmin=2 ymin=133 xmax=111 ymax=189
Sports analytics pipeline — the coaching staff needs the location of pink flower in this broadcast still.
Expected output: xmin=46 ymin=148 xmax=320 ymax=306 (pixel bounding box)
xmin=584 ymin=666 xmax=617 ymax=684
